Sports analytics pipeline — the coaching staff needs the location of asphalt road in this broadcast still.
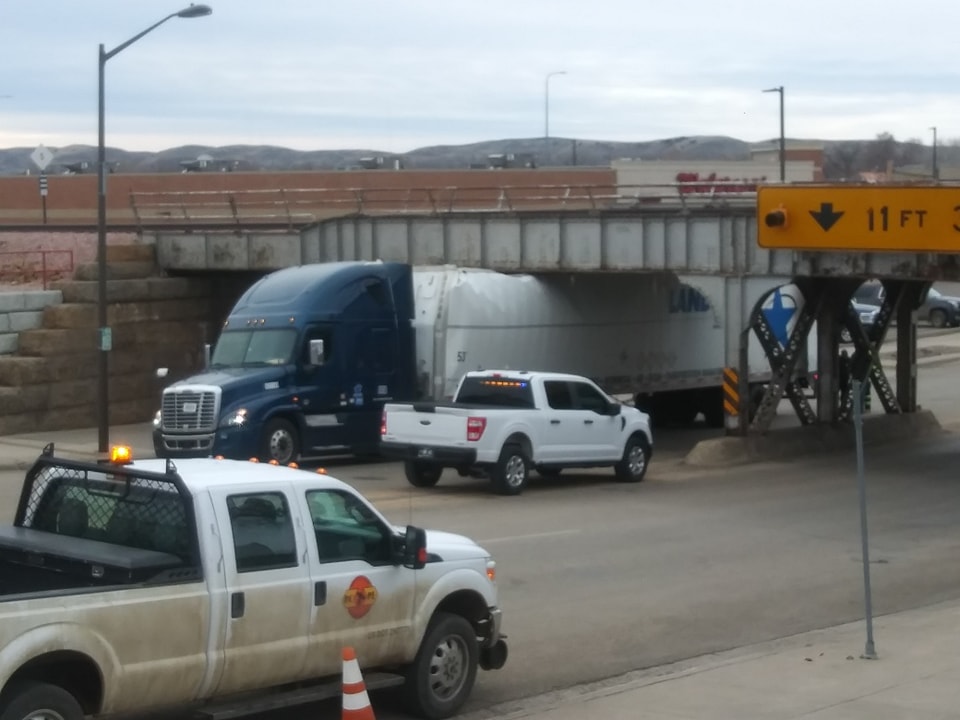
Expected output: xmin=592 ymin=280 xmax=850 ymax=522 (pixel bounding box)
xmin=3 ymin=353 xmax=960 ymax=720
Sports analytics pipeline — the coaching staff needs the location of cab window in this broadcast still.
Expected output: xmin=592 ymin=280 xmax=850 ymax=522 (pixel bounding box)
xmin=544 ymin=381 xmax=574 ymax=410
xmin=306 ymin=490 xmax=393 ymax=565
xmin=227 ymin=492 xmax=298 ymax=572
xmin=572 ymin=381 xmax=609 ymax=413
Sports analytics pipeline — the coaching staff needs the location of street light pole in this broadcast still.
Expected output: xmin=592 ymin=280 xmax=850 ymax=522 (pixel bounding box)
xmin=930 ymin=126 xmax=939 ymax=180
xmin=96 ymin=4 xmax=212 ymax=456
xmin=762 ymin=86 xmax=785 ymax=182
xmin=544 ymin=71 xmax=567 ymax=139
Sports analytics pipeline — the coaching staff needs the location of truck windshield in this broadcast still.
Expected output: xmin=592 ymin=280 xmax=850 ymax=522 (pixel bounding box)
xmin=211 ymin=329 xmax=297 ymax=367
xmin=455 ymin=376 xmax=535 ymax=408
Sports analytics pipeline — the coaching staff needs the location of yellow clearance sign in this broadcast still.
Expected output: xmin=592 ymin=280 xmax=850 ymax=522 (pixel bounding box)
xmin=757 ymin=185 xmax=960 ymax=252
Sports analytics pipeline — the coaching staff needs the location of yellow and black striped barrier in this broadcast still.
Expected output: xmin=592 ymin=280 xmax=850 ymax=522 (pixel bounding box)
xmin=723 ymin=367 xmax=739 ymax=417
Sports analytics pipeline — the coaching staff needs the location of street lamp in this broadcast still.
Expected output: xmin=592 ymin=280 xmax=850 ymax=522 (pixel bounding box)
xmin=762 ymin=85 xmax=786 ymax=182
xmin=96 ymin=4 xmax=212 ymax=455
xmin=930 ymin=126 xmax=939 ymax=180
xmin=544 ymin=71 xmax=567 ymax=138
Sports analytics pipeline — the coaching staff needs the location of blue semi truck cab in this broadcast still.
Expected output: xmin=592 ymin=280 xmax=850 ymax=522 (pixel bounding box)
xmin=153 ymin=261 xmax=417 ymax=463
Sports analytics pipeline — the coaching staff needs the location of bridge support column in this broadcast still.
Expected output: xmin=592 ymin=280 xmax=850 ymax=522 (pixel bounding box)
xmin=816 ymin=298 xmax=840 ymax=423
xmin=895 ymin=282 xmax=929 ymax=413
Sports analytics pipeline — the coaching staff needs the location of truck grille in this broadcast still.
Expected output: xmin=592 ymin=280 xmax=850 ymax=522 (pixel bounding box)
xmin=161 ymin=388 xmax=220 ymax=432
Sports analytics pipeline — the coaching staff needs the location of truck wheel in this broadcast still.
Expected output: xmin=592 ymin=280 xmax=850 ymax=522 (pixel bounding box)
xmin=0 ymin=682 xmax=84 ymax=720
xmin=404 ymin=612 xmax=479 ymax=720
xmin=405 ymin=461 xmax=442 ymax=487
xmin=615 ymin=434 xmax=650 ymax=483
xmin=491 ymin=444 xmax=529 ymax=496
xmin=261 ymin=418 xmax=299 ymax=464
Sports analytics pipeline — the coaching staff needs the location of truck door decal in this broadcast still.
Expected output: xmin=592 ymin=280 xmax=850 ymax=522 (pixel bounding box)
xmin=343 ymin=575 xmax=378 ymax=619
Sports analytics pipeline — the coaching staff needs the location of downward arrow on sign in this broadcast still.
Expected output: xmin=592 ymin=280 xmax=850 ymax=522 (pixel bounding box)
xmin=809 ymin=202 xmax=844 ymax=231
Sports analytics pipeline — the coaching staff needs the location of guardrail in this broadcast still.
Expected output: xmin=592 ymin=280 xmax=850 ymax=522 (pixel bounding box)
xmin=127 ymin=181 xmax=760 ymax=231
xmin=0 ymin=249 xmax=74 ymax=290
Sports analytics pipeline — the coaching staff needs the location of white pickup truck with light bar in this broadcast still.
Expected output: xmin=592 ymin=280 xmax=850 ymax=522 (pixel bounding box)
xmin=0 ymin=445 xmax=506 ymax=720
xmin=379 ymin=370 xmax=654 ymax=495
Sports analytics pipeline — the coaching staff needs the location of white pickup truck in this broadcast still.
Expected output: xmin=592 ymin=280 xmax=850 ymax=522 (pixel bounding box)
xmin=0 ymin=445 xmax=506 ymax=720
xmin=380 ymin=370 xmax=654 ymax=495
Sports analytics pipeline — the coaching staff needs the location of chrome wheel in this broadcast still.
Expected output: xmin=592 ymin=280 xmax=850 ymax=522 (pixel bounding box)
xmin=427 ymin=633 xmax=470 ymax=702
xmin=261 ymin=418 xmax=299 ymax=464
xmin=504 ymin=455 xmax=526 ymax=488
xmin=19 ymin=712 xmax=66 ymax=720
xmin=616 ymin=435 xmax=650 ymax=483
xmin=269 ymin=428 xmax=294 ymax=463
xmin=627 ymin=444 xmax=647 ymax=477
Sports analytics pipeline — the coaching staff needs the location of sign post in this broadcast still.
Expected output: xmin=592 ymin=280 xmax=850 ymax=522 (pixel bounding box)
xmin=852 ymin=378 xmax=877 ymax=660
xmin=30 ymin=144 xmax=55 ymax=225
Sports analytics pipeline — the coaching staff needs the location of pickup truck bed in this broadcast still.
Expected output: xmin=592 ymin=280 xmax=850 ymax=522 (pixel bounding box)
xmin=0 ymin=526 xmax=187 ymax=597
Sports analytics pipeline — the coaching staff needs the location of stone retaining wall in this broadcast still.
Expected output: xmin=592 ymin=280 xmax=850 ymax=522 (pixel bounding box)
xmin=0 ymin=243 xmax=216 ymax=435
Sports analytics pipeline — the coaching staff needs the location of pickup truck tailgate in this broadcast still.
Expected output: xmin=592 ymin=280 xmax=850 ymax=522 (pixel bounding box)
xmin=382 ymin=404 xmax=474 ymax=447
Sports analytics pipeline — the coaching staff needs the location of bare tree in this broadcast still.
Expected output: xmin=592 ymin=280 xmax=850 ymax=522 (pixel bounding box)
xmin=823 ymin=142 xmax=860 ymax=180
xmin=861 ymin=132 xmax=898 ymax=172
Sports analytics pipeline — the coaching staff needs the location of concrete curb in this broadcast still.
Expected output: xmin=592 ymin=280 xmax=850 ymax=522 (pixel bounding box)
xmin=684 ymin=410 xmax=944 ymax=468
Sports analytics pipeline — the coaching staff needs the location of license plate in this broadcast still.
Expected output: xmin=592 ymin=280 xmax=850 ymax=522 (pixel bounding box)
xmin=417 ymin=447 xmax=434 ymax=459
xmin=182 ymin=402 xmax=198 ymax=414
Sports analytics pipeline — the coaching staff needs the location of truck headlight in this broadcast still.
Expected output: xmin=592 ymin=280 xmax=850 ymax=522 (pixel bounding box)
xmin=220 ymin=408 xmax=249 ymax=428
xmin=152 ymin=410 xmax=161 ymax=429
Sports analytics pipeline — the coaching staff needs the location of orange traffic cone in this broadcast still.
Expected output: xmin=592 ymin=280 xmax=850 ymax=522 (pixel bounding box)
xmin=342 ymin=646 xmax=376 ymax=720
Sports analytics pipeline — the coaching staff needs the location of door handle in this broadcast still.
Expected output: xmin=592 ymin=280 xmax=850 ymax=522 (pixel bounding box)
xmin=231 ymin=591 xmax=245 ymax=619
xmin=584 ymin=419 xmax=594 ymax=425
xmin=550 ymin=419 xmax=561 ymax=425
xmin=314 ymin=581 xmax=327 ymax=606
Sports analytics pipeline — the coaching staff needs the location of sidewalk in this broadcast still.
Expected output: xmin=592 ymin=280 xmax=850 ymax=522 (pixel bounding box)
xmin=0 ymin=422 xmax=155 ymax=471
xmin=466 ymin=599 xmax=960 ymax=720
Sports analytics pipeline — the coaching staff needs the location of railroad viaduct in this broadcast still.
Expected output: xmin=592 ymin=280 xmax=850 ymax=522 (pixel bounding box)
xmin=0 ymin=168 xmax=955 ymax=437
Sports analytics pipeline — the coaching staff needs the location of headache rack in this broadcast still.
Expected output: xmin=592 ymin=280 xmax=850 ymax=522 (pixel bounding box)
xmin=14 ymin=443 xmax=203 ymax=579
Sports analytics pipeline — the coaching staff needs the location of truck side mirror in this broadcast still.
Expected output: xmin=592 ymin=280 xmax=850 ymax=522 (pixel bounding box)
xmin=308 ymin=339 xmax=326 ymax=366
xmin=402 ymin=525 xmax=427 ymax=569
xmin=607 ymin=402 xmax=622 ymax=416
xmin=156 ymin=368 xmax=169 ymax=379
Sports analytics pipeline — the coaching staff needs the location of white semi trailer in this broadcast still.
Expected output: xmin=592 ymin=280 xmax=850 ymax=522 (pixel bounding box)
xmin=411 ymin=267 xmax=810 ymax=427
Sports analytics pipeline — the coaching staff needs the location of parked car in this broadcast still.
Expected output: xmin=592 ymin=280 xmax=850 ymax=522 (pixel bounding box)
xmin=853 ymin=282 xmax=885 ymax=307
xmin=919 ymin=287 xmax=960 ymax=328
xmin=840 ymin=301 xmax=881 ymax=344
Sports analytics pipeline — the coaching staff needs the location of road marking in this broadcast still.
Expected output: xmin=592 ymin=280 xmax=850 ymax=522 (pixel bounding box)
xmin=480 ymin=529 xmax=582 ymax=544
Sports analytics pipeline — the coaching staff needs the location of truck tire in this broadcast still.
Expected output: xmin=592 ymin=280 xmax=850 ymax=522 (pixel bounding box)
xmin=491 ymin=444 xmax=529 ymax=496
xmin=404 ymin=612 xmax=479 ymax=720
xmin=614 ymin=434 xmax=650 ymax=483
xmin=0 ymin=682 xmax=84 ymax=720
xmin=260 ymin=418 xmax=299 ymax=464
xmin=405 ymin=461 xmax=442 ymax=488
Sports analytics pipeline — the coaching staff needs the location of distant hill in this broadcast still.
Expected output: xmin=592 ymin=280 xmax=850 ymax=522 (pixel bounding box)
xmin=0 ymin=134 xmax=948 ymax=179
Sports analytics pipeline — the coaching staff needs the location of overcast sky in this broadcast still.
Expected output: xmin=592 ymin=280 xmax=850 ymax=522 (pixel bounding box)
xmin=1 ymin=0 xmax=958 ymax=153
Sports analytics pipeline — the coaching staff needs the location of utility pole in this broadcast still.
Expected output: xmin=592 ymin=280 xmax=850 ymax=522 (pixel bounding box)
xmin=930 ymin=126 xmax=939 ymax=180
xmin=762 ymin=86 xmax=786 ymax=182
